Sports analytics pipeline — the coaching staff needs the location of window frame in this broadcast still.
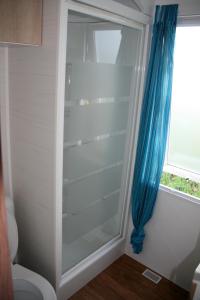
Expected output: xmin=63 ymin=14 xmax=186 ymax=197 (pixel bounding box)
xmin=160 ymin=16 xmax=200 ymax=203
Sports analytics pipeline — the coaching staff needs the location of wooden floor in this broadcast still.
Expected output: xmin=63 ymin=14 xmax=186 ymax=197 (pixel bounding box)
xmin=70 ymin=255 xmax=189 ymax=300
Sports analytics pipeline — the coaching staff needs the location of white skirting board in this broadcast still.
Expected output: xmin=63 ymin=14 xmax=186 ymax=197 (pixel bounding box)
xmin=58 ymin=238 xmax=124 ymax=300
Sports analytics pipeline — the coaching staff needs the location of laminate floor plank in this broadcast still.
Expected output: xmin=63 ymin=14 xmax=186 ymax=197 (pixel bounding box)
xmin=70 ymin=255 xmax=189 ymax=300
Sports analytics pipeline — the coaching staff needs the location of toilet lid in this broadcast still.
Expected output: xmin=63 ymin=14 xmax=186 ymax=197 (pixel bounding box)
xmin=14 ymin=279 xmax=43 ymax=300
xmin=7 ymin=212 xmax=18 ymax=261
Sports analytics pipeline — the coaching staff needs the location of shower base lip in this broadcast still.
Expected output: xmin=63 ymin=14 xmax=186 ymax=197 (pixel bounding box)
xmin=58 ymin=236 xmax=124 ymax=300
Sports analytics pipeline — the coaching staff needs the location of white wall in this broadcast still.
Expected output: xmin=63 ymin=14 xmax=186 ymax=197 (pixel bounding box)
xmin=155 ymin=0 xmax=200 ymax=16
xmin=125 ymin=188 xmax=200 ymax=291
xmin=125 ymin=0 xmax=200 ymax=292
xmin=114 ymin=0 xmax=154 ymax=15
xmin=0 ymin=47 xmax=13 ymax=200
xmin=8 ymin=0 xmax=60 ymax=287
xmin=114 ymin=0 xmax=140 ymax=10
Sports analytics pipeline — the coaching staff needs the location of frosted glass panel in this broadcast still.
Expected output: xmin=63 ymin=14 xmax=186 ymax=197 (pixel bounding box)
xmin=63 ymin=192 xmax=120 ymax=244
xmin=63 ymin=165 xmax=122 ymax=213
xmin=62 ymin=10 xmax=141 ymax=273
xmin=95 ymin=30 xmax=122 ymax=63
xmin=63 ymin=134 xmax=126 ymax=181
xmin=64 ymin=102 xmax=129 ymax=143
xmin=168 ymin=27 xmax=200 ymax=174
xmin=67 ymin=62 xmax=132 ymax=99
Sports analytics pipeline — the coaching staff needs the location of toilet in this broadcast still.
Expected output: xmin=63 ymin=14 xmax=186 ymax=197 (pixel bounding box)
xmin=6 ymin=197 xmax=57 ymax=300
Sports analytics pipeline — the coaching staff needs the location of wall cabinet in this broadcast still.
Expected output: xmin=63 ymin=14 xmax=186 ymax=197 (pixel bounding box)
xmin=0 ymin=0 xmax=42 ymax=45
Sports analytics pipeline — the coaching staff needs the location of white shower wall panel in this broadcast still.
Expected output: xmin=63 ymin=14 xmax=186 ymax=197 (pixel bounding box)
xmin=8 ymin=0 xmax=61 ymax=287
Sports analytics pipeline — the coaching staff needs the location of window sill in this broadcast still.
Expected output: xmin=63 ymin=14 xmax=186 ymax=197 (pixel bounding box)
xmin=159 ymin=184 xmax=200 ymax=206
xmin=163 ymin=164 xmax=200 ymax=183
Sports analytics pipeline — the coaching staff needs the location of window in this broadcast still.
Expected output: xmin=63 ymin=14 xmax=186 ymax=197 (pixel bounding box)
xmin=161 ymin=26 xmax=200 ymax=199
xmin=95 ymin=30 xmax=121 ymax=64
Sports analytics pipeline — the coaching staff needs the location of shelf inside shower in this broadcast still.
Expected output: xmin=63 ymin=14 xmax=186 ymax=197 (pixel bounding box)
xmin=62 ymin=190 xmax=120 ymax=244
xmin=63 ymin=134 xmax=126 ymax=182
xmin=63 ymin=130 xmax=126 ymax=150
xmin=63 ymin=161 xmax=123 ymax=186
xmin=64 ymin=96 xmax=130 ymax=108
xmin=63 ymin=100 xmax=129 ymax=145
xmin=62 ymin=213 xmax=121 ymax=273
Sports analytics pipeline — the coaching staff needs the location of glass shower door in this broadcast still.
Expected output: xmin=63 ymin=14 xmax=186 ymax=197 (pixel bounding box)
xmin=62 ymin=10 xmax=141 ymax=273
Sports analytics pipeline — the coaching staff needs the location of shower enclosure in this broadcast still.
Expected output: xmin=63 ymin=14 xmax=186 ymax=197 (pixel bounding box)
xmin=56 ymin=1 xmax=149 ymax=298
xmin=5 ymin=0 xmax=149 ymax=299
xmin=62 ymin=10 xmax=142 ymax=273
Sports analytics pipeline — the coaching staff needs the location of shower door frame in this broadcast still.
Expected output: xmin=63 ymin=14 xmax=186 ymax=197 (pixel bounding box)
xmin=55 ymin=0 xmax=150 ymax=297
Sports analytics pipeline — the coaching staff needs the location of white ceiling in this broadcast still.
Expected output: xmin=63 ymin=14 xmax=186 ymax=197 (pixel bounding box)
xmin=113 ymin=0 xmax=155 ymax=15
xmin=113 ymin=0 xmax=141 ymax=11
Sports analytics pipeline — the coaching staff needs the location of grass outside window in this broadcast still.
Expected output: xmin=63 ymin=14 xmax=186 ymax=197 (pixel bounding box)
xmin=160 ymin=172 xmax=200 ymax=199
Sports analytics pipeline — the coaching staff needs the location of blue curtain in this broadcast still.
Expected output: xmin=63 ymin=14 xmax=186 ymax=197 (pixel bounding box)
xmin=130 ymin=5 xmax=178 ymax=254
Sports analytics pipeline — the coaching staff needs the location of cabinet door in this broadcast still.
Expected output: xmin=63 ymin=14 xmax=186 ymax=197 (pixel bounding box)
xmin=0 ymin=0 xmax=42 ymax=45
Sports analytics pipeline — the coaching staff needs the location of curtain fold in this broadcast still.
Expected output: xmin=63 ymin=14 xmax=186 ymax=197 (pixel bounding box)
xmin=130 ymin=4 xmax=178 ymax=254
